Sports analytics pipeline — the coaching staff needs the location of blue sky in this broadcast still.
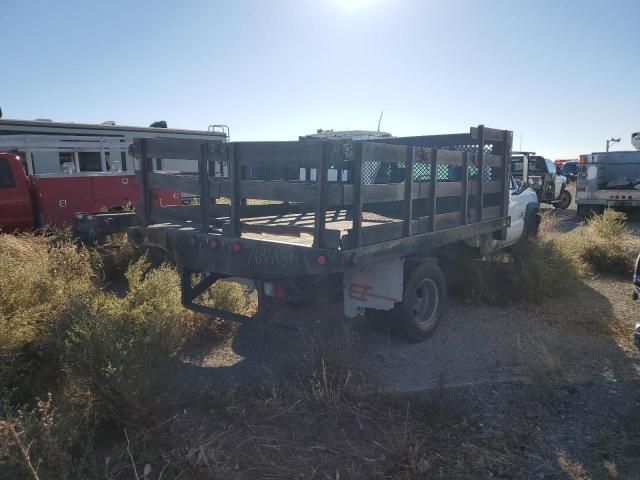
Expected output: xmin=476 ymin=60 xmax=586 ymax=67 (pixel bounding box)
xmin=2 ymin=0 xmax=638 ymax=157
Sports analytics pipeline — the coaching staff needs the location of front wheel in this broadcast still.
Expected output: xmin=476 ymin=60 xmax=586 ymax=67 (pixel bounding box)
xmin=395 ymin=262 xmax=447 ymax=342
xmin=554 ymin=189 xmax=572 ymax=209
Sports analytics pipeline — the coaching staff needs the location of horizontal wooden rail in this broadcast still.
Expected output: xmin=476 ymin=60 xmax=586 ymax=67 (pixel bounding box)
xmin=232 ymin=141 xmax=324 ymax=168
xmin=342 ymin=205 xmax=504 ymax=248
xmin=362 ymin=142 xmax=409 ymax=164
xmin=146 ymin=173 xmax=504 ymax=208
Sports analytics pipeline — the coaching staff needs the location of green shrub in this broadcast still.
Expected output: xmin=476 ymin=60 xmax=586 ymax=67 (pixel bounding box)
xmin=0 ymin=234 xmax=97 ymax=402
xmin=511 ymin=238 xmax=579 ymax=302
xmin=443 ymin=213 xmax=580 ymax=306
xmin=88 ymin=233 xmax=151 ymax=286
xmin=0 ymin=233 xmax=252 ymax=423
xmin=64 ymin=256 xmax=252 ymax=423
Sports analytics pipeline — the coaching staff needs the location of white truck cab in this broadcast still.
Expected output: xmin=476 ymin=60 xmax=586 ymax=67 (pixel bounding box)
xmin=512 ymin=152 xmax=571 ymax=209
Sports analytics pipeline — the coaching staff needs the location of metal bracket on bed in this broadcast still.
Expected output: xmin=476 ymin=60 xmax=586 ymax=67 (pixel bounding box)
xmin=179 ymin=268 xmax=288 ymax=339
xmin=180 ymin=267 xmax=254 ymax=323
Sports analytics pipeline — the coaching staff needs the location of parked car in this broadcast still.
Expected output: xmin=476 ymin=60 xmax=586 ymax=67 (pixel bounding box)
xmin=561 ymin=161 xmax=578 ymax=182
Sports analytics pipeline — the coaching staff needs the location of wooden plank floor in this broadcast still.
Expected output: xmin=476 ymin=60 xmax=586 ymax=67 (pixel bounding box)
xmin=239 ymin=209 xmax=397 ymax=246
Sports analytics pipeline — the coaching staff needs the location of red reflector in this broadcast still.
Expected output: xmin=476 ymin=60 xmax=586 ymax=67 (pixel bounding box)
xmin=275 ymin=286 xmax=287 ymax=301
xmin=209 ymin=239 xmax=218 ymax=249
xmin=232 ymin=242 xmax=241 ymax=253
xmin=317 ymin=255 xmax=327 ymax=265
xmin=190 ymin=237 xmax=197 ymax=246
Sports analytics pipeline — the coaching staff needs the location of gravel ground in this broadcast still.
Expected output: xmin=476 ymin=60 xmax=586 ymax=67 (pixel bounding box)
xmin=176 ymin=208 xmax=640 ymax=478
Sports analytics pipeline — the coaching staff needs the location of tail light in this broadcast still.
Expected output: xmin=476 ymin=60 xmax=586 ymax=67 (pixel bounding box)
xmin=579 ymin=155 xmax=587 ymax=164
xmin=275 ymin=286 xmax=287 ymax=301
xmin=232 ymin=242 xmax=241 ymax=253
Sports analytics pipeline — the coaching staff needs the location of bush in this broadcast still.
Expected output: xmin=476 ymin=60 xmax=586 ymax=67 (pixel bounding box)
xmin=0 ymin=234 xmax=97 ymax=402
xmin=443 ymin=213 xmax=580 ymax=306
xmin=0 ymin=394 xmax=97 ymax=479
xmin=0 ymin=233 xmax=252 ymax=420
xmin=65 ymin=255 xmax=253 ymax=423
xmin=88 ymin=233 xmax=154 ymax=287
xmin=559 ymin=209 xmax=639 ymax=275
xmin=511 ymin=238 xmax=578 ymax=302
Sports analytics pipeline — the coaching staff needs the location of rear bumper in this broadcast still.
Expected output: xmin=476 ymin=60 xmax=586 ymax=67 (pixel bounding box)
xmin=129 ymin=216 xmax=510 ymax=280
xmin=576 ymin=199 xmax=640 ymax=208
xmin=576 ymin=191 xmax=640 ymax=208
xmin=74 ymin=211 xmax=137 ymax=243
xmin=129 ymin=225 xmax=340 ymax=279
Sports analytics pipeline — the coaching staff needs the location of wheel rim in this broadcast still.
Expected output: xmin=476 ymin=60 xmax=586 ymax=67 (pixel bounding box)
xmin=412 ymin=278 xmax=439 ymax=328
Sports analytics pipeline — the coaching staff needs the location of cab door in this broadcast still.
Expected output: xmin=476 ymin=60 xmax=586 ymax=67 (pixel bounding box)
xmin=0 ymin=154 xmax=35 ymax=232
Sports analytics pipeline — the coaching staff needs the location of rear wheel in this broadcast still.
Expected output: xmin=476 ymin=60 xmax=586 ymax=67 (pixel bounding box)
xmin=395 ymin=262 xmax=447 ymax=342
xmin=554 ymin=189 xmax=572 ymax=209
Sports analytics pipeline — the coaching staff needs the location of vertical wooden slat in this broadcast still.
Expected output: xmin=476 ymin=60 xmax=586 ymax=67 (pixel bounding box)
xmin=313 ymin=143 xmax=330 ymax=248
xmin=462 ymin=152 xmax=470 ymax=224
xmin=198 ymin=142 xmax=210 ymax=233
xmin=228 ymin=144 xmax=241 ymax=236
xmin=403 ymin=146 xmax=415 ymax=237
xmin=351 ymin=142 xmax=364 ymax=247
xmin=429 ymin=148 xmax=438 ymax=232
xmin=477 ymin=125 xmax=485 ymax=221
xmin=502 ymin=130 xmax=513 ymax=219
xmin=135 ymin=138 xmax=153 ymax=226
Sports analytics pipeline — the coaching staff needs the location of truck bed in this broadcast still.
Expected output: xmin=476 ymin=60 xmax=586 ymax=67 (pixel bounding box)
xmin=129 ymin=125 xmax=512 ymax=279
xmin=238 ymin=210 xmax=395 ymax=246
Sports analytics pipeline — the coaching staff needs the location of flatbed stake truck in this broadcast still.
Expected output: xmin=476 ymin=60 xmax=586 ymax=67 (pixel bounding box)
xmin=128 ymin=126 xmax=539 ymax=341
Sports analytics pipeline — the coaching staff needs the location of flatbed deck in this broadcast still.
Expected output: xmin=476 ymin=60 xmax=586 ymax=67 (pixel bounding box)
xmin=128 ymin=125 xmax=513 ymax=318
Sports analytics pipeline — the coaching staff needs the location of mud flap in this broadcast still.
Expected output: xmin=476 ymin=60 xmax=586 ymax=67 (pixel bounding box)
xmin=343 ymin=258 xmax=404 ymax=318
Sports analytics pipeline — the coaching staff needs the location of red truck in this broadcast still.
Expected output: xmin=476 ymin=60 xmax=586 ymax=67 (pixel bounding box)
xmin=0 ymin=151 xmax=178 ymax=235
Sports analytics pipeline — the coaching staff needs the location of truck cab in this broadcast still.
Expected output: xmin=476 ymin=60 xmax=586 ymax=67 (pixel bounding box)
xmin=0 ymin=153 xmax=35 ymax=232
xmin=511 ymin=152 xmax=571 ymax=209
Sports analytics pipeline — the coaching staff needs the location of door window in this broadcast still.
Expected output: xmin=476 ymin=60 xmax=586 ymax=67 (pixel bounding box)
xmin=0 ymin=158 xmax=16 ymax=188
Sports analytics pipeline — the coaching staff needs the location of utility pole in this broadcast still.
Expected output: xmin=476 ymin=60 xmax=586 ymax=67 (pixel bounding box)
xmin=606 ymin=137 xmax=621 ymax=152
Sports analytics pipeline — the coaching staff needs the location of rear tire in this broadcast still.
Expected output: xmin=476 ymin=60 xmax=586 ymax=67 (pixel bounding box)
xmin=554 ymin=189 xmax=572 ymax=209
xmin=394 ymin=262 xmax=447 ymax=342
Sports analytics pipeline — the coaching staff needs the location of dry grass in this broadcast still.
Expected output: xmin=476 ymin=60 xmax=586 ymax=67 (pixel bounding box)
xmin=67 ymin=358 xmax=537 ymax=480
xmin=2 ymin=208 xmax=639 ymax=478
xmin=551 ymin=209 xmax=640 ymax=276
xmin=449 ymin=209 xmax=639 ymax=306
xmin=0 ymin=232 xmax=253 ymax=478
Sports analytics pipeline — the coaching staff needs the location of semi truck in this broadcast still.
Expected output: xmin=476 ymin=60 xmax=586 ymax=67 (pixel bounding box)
xmin=127 ymin=125 xmax=540 ymax=342
xmin=576 ymin=151 xmax=640 ymax=217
